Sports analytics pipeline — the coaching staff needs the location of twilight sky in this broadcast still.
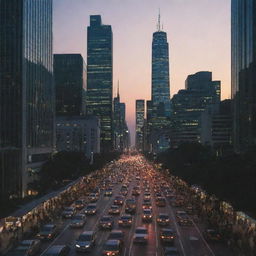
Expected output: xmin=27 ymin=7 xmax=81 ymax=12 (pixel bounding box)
xmin=53 ymin=0 xmax=231 ymax=145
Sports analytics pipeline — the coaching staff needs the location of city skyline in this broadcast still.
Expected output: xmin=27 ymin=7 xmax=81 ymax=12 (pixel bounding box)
xmin=53 ymin=0 xmax=231 ymax=145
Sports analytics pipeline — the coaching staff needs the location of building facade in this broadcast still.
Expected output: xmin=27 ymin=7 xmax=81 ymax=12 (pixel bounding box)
xmin=56 ymin=116 xmax=100 ymax=158
xmin=136 ymin=100 xmax=145 ymax=152
xmin=146 ymin=15 xmax=171 ymax=154
xmin=54 ymin=54 xmax=86 ymax=116
xmin=86 ymin=15 xmax=113 ymax=151
xmin=113 ymin=86 xmax=130 ymax=151
xmin=171 ymin=72 xmax=221 ymax=147
xmin=231 ymin=0 xmax=256 ymax=151
xmin=0 ymin=0 xmax=54 ymax=199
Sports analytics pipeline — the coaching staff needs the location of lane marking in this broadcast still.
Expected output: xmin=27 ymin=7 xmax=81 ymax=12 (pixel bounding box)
xmin=190 ymin=219 xmax=216 ymax=256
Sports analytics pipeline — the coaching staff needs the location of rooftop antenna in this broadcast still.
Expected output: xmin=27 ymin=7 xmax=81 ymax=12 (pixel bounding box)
xmin=117 ymin=80 xmax=120 ymax=98
xmin=157 ymin=8 xmax=161 ymax=31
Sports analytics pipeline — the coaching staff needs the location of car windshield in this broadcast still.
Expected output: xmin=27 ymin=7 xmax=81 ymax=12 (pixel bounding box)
xmin=109 ymin=233 xmax=123 ymax=239
xmin=122 ymin=216 xmax=131 ymax=220
xmin=102 ymin=217 xmax=111 ymax=221
xmin=87 ymin=205 xmax=96 ymax=209
xmin=79 ymin=234 xmax=92 ymax=241
xmin=76 ymin=200 xmax=83 ymax=204
xmin=73 ymin=215 xmax=84 ymax=220
xmin=160 ymin=215 xmax=169 ymax=219
xmin=136 ymin=229 xmax=147 ymax=234
xmin=162 ymin=230 xmax=173 ymax=236
xmin=42 ymin=226 xmax=53 ymax=232
xmin=104 ymin=244 xmax=118 ymax=251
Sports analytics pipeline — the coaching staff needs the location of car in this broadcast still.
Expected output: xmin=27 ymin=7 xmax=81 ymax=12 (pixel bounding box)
xmin=108 ymin=205 xmax=121 ymax=215
xmin=44 ymin=245 xmax=70 ymax=256
xmin=186 ymin=205 xmax=193 ymax=215
xmin=163 ymin=246 xmax=180 ymax=256
xmin=156 ymin=197 xmax=166 ymax=207
xmin=142 ymin=209 xmax=153 ymax=222
xmin=36 ymin=224 xmax=58 ymax=240
xmin=69 ymin=214 xmax=86 ymax=228
xmin=108 ymin=230 xmax=124 ymax=244
xmin=176 ymin=211 xmax=192 ymax=226
xmin=104 ymin=188 xmax=113 ymax=196
xmin=99 ymin=216 xmax=114 ymax=229
xmin=102 ymin=240 xmax=122 ymax=256
xmin=88 ymin=193 xmax=98 ymax=202
xmin=157 ymin=213 xmax=170 ymax=226
xmin=118 ymin=214 xmax=133 ymax=227
xmin=74 ymin=199 xmax=85 ymax=210
xmin=75 ymin=231 xmax=96 ymax=252
xmin=84 ymin=203 xmax=97 ymax=215
xmin=121 ymin=190 xmax=128 ymax=196
xmin=142 ymin=199 xmax=152 ymax=209
xmin=160 ymin=229 xmax=175 ymax=244
xmin=133 ymin=227 xmax=148 ymax=244
xmin=125 ymin=199 xmax=136 ymax=214
xmin=144 ymin=192 xmax=151 ymax=200
xmin=12 ymin=239 xmax=41 ymax=255
xmin=114 ymin=196 xmax=124 ymax=205
xmin=203 ymin=229 xmax=222 ymax=242
xmin=61 ymin=207 xmax=75 ymax=218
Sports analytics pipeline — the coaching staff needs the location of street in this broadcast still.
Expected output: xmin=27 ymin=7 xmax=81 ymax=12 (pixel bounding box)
xmin=7 ymin=155 xmax=233 ymax=256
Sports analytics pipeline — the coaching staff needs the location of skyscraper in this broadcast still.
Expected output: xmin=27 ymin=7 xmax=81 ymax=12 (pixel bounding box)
xmin=0 ymin=0 xmax=54 ymax=199
xmin=146 ymin=13 xmax=171 ymax=153
xmin=54 ymin=54 xmax=86 ymax=116
xmin=113 ymin=84 xmax=129 ymax=151
xmin=231 ymin=0 xmax=256 ymax=151
xmin=86 ymin=15 xmax=113 ymax=151
xmin=171 ymin=71 xmax=221 ymax=147
xmin=136 ymin=100 xmax=145 ymax=152
xmin=152 ymin=13 xmax=171 ymax=117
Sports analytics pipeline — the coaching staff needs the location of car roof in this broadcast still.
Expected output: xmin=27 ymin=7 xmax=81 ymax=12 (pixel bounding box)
xmin=136 ymin=226 xmax=147 ymax=230
xmin=81 ymin=231 xmax=94 ymax=235
xmin=88 ymin=203 xmax=97 ymax=206
xmin=110 ymin=230 xmax=123 ymax=234
xmin=165 ymin=246 xmax=178 ymax=252
xmin=159 ymin=213 xmax=169 ymax=216
xmin=161 ymin=228 xmax=174 ymax=232
xmin=105 ymin=239 xmax=120 ymax=245
xmin=44 ymin=224 xmax=55 ymax=228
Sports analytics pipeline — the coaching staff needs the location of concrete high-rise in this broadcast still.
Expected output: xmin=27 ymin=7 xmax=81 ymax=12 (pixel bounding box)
xmin=231 ymin=0 xmax=256 ymax=151
xmin=136 ymin=100 xmax=145 ymax=152
xmin=86 ymin=15 xmax=113 ymax=151
xmin=0 ymin=0 xmax=54 ymax=199
xmin=54 ymin=54 xmax=86 ymax=116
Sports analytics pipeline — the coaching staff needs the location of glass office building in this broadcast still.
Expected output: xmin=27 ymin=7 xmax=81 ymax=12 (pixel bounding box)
xmin=136 ymin=100 xmax=145 ymax=152
xmin=152 ymin=27 xmax=170 ymax=117
xmin=86 ymin=15 xmax=113 ymax=151
xmin=54 ymin=54 xmax=86 ymax=116
xmin=231 ymin=0 xmax=256 ymax=151
xmin=0 ymin=0 xmax=54 ymax=199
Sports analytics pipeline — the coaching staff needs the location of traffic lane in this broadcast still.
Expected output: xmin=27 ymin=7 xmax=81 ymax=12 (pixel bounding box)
xmin=89 ymin=181 xmax=130 ymax=256
xmin=129 ymin=182 xmax=158 ymax=256
xmin=193 ymin=221 xmax=233 ymax=256
xmin=40 ymin=177 xmax=123 ymax=256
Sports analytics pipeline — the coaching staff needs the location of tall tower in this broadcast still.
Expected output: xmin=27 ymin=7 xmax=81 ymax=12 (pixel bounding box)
xmin=136 ymin=100 xmax=145 ymax=152
xmin=231 ymin=0 xmax=256 ymax=151
xmin=151 ymin=11 xmax=171 ymax=117
xmin=86 ymin=15 xmax=113 ymax=152
xmin=54 ymin=54 xmax=87 ymax=116
xmin=0 ymin=0 xmax=54 ymax=199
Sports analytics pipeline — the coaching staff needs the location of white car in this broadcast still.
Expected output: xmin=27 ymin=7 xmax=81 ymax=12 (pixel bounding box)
xmin=133 ymin=227 xmax=148 ymax=244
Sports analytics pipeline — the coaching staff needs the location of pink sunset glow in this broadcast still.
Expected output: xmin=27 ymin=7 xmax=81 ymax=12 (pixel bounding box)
xmin=53 ymin=0 xmax=231 ymax=145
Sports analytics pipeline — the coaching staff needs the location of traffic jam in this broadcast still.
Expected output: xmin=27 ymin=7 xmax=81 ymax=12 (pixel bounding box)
xmin=6 ymin=155 xmax=232 ymax=256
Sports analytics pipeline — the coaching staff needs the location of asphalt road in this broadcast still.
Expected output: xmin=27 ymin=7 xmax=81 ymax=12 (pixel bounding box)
xmin=8 ymin=155 xmax=234 ymax=256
